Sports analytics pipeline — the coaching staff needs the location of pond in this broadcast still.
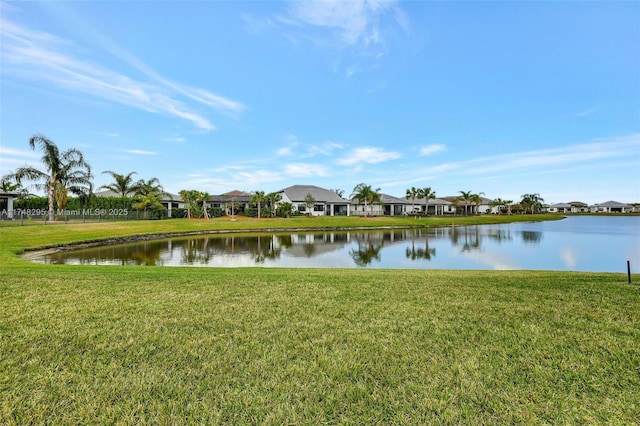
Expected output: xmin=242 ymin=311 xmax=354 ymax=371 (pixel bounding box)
xmin=32 ymin=216 xmax=640 ymax=272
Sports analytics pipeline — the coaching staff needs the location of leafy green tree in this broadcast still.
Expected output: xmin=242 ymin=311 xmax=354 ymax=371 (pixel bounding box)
xmin=405 ymin=186 xmax=420 ymax=215
xmin=303 ymin=193 xmax=316 ymax=216
xmin=13 ymin=134 xmax=92 ymax=221
xmin=100 ymin=170 xmax=139 ymax=197
xmin=351 ymin=183 xmax=382 ymax=216
xmin=251 ymin=191 xmax=267 ymax=219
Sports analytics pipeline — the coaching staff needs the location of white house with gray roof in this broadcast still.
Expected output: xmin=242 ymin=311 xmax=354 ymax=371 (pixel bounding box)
xmin=277 ymin=185 xmax=350 ymax=216
xmin=591 ymin=201 xmax=633 ymax=213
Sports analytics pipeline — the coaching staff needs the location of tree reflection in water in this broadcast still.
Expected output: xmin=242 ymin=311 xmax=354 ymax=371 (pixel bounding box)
xmin=406 ymin=230 xmax=436 ymax=261
xmin=349 ymin=232 xmax=384 ymax=267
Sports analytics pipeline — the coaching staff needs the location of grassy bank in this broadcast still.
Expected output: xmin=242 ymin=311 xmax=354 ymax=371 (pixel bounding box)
xmin=2 ymin=215 xmax=639 ymax=424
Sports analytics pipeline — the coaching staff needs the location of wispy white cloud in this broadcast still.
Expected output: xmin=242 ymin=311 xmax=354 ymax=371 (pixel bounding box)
xmin=0 ymin=16 xmax=244 ymax=131
xmin=124 ymin=149 xmax=157 ymax=156
xmin=161 ymin=137 xmax=186 ymax=143
xmin=281 ymin=0 xmax=403 ymax=51
xmin=458 ymin=134 xmax=640 ymax=176
xmin=0 ymin=147 xmax=41 ymax=159
xmin=285 ymin=163 xmax=329 ymax=177
xmin=377 ymin=134 xmax=640 ymax=198
xmin=273 ymin=0 xmax=408 ymax=75
xmin=336 ymin=146 xmax=401 ymax=166
xmin=307 ymin=141 xmax=344 ymax=156
xmin=173 ymin=169 xmax=283 ymax=194
xmin=576 ymin=106 xmax=601 ymax=117
xmin=419 ymin=144 xmax=446 ymax=156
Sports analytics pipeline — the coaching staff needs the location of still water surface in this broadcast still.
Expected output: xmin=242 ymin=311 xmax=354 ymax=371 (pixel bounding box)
xmin=34 ymin=216 xmax=640 ymax=272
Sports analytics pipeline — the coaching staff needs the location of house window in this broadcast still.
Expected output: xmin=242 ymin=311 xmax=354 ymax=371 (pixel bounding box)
xmin=314 ymin=204 xmax=325 ymax=212
xmin=298 ymin=204 xmax=306 ymax=212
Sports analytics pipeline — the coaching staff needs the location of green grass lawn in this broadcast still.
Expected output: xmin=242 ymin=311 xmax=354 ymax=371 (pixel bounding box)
xmin=1 ymin=216 xmax=639 ymax=424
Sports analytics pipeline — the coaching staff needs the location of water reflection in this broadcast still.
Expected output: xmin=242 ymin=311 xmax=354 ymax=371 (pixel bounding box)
xmin=37 ymin=226 xmax=544 ymax=267
xmin=33 ymin=216 xmax=640 ymax=272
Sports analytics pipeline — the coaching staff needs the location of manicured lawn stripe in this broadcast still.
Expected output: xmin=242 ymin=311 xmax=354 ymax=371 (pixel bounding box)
xmin=1 ymin=217 xmax=639 ymax=424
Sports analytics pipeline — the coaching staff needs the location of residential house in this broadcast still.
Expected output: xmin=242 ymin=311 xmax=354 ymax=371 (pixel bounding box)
xmin=441 ymin=196 xmax=496 ymax=215
xmin=277 ymin=185 xmax=350 ymax=216
xmin=547 ymin=203 xmax=572 ymax=213
xmin=209 ymin=190 xmax=252 ymax=216
xmin=423 ymin=197 xmax=456 ymax=215
xmin=0 ymin=191 xmax=17 ymax=219
xmin=591 ymin=201 xmax=633 ymax=213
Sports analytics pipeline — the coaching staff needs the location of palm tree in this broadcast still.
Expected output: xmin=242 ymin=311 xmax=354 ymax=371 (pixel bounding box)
xmin=135 ymin=177 xmax=164 ymax=196
xmin=100 ymin=170 xmax=139 ymax=197
xmin=405 ymin=187 xmax=420 ymax=215
xmin=266 ymin=192 xmax=282 ymax=217
xmin=351 ymin=183 xmax=382 ymax=217
xmin=197 ymin=191 xmax=211 ymax=219
xmin=470 ymin=192 xmax=485 ymax=215
xmin=419 ymin=187 xmax=436 ymax=215
xmin=251 ymin=190 xmax=267 ymax=219
xmin=132 ymin=192 xmax=164 ymax=219
xmin=179 ymin=189 xmax=200 ymax=219
xmin=504 ymin=200 xmax=514 ymax=215
xmin=0 ymin=174 xmax=28 ymax=199
xmin=490 ymin=198 xmax=504 ymax=214
xmin=277 ymin=202 xmax=293 ymax=218
xmin=457 ymin=190 xmax=474 ymax=216
xmin=13 ymin=134 xmax=92 ymax=221
xmin=521 ymin=193 xmax=544 ymax=214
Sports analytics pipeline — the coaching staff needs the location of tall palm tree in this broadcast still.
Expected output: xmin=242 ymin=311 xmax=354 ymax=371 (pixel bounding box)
xmin=251 ymin=190 xmax=267 ymax=219
xmin=100 ymin=170 xmax=139 ymax=197
xmin=197 ymin=191 xmax=211 ymax=219
xmin=419 ymin=187 xmax=436 ymax=215
xmin=13 ymin=134 xmax=92 ymax=221
xmin=457 ymin=190 xmax=474 ymax=216
xmin=470 ymin=192 xmax=485 ymax=215
xmin=179 ymin=189 xmax=200 ymax=219
xmin=351 ymin=183 xmax=382 ymax=217
xmin=135 ymin=177 xmax=164 ymax=196
xmin=266 ymin=192 xmax=282 ymax=217
xmin=504 ymin=200 xmax=514 ymax=215
xmin=521 ymin=193 xmax=544 ymax=214
xmin=405 ymin=187 xmax=420 ymax=215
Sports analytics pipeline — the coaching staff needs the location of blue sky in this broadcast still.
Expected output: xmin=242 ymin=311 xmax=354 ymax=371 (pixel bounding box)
xmin=1 ymin=0 xmax=639 ymax=204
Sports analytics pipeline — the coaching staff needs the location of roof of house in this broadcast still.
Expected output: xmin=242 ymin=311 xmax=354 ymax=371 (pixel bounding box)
xmin=595 ymin=200 xmax=631 ymax=208
xmin=416 ymin=197 xmax=453 ymax=205
xmin=279 ymin=185 xmax=347 ymax=203
xmin=550 ymin=203 xmax=572 ymax=208
xmin=210 ymin=190 xmax=251 ymax=202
